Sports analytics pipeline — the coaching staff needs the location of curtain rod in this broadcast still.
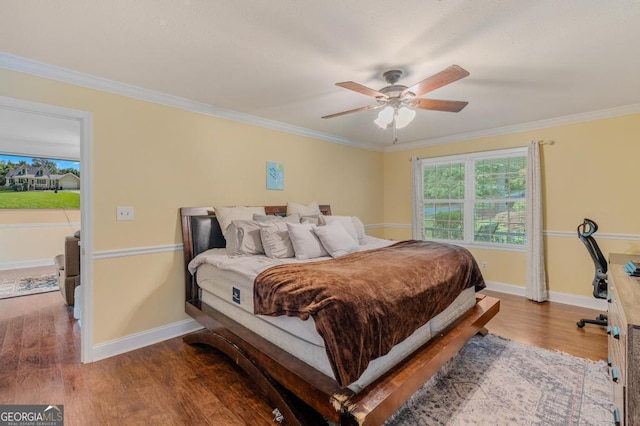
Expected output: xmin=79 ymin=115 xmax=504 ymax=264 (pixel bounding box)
xmin=409 ymin=140 xmax=555 ymax=161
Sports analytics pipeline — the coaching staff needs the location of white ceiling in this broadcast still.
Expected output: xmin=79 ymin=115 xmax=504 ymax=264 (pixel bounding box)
xmin=0 ymin=107 xmax=80 ymax=160
xmin=1 ymin=0 xmax=639 ymax=150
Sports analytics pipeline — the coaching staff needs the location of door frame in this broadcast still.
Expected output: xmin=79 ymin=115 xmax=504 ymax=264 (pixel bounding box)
xmin=0 ymin=96 xmax=93 ymax=362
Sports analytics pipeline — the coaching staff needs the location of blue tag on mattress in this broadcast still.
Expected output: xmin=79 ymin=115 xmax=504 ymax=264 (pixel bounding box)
xmin=232 ymin=287 xmax=240 ymax=304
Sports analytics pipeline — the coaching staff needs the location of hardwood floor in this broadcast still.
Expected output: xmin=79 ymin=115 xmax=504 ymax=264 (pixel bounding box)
xmin=480 ymin=290 xmax=608 ymax=361
xmin=0 ymin=290 xmax=608 ymax=425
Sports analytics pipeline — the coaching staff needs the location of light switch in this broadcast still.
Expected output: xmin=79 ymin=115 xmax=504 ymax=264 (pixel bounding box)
xmin=116 ymin=206 xmax=134 ymax=221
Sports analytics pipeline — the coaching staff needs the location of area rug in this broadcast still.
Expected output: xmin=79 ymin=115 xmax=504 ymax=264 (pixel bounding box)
xmin=386 ymin=334 xmax=613 ymax=426
xmin=0 ymin=273 xmax=59 ymax=300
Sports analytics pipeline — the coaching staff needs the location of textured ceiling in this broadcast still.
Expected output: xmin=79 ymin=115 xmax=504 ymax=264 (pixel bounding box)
xmin=1 ymin=0 xmax=639 ymax=149
xmin=0 ymin=107 xmax=80 ymax=159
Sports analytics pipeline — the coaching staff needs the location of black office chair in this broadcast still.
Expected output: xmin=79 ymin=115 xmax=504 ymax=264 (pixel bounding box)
xmin=576 ymin=218 xmax=608 ymax=328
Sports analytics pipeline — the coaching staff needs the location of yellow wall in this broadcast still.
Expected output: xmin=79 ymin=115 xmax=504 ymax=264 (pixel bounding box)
xmin=384 ymin=114 xmax=640 ymax=297
xmin=0 ymin=68 xmax=384 ymax=344
xmin=0 ymin=209 xmax=81 ymax=267
xmin=3 ymin=64 xmax=639 ymax=347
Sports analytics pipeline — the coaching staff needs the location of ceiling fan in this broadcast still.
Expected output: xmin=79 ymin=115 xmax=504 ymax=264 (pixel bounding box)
xmin=322 ymin=65 xmax=470 ymax=142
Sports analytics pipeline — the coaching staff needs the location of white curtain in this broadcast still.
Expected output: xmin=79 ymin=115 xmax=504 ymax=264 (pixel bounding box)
xmin=525 ymin=141 xmax=548 ymax=302
xmin=411 ymin=156 xmax=423 ymax=240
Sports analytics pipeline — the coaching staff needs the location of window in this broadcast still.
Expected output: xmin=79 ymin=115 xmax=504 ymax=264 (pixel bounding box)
xmin=415 ymin=148 xmax=527 ymax=248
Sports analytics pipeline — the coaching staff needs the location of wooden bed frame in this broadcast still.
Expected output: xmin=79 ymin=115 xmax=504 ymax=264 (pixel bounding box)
xmin=180 ymin=206 xmax=500 ymax=425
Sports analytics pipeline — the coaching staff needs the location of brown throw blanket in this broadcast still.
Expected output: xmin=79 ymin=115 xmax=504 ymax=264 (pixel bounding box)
xmin=253 ymin=240 xmax=485 ymax=388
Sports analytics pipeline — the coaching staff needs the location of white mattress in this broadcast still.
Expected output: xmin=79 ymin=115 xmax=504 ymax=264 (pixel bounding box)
xmin=191 ymin=237 xmax=477 ymax=392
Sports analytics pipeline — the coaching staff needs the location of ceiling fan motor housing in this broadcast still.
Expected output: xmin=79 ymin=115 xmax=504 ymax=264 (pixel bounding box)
xmin=380 ymin=85 xmax=412 ymax=100
xmin=380 ymin=70 xmax=414 ymax=99
xmin=382 ymin=69 xmax=403 ymax=84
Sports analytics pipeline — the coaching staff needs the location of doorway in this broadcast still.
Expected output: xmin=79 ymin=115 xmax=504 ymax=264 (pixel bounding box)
xmin=0 ymin=95 xmax=93 ymax=362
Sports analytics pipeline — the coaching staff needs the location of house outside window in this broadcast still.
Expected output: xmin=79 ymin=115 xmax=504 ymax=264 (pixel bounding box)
xmin=415 ymin=147 xmax=527 ymax=249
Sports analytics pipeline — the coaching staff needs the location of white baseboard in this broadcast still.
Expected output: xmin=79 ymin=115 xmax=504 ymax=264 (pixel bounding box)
xmin=91 ymin=318 xmax=204 ymax=362
xmin=484 ymin=280 xmax=608 ymax=311
xmin=0 ymin=258 xmax=55 ymax=271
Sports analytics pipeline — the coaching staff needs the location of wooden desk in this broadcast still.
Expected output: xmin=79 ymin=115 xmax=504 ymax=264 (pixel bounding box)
xmin=608 ymin=253 xmax=640 ymax=425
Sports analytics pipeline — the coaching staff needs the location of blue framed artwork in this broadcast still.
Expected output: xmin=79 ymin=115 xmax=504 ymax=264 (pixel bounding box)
xmin=266 ymin=161 xmax=285 ymax=190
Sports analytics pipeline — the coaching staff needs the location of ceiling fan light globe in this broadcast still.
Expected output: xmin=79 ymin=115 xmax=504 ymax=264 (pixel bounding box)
xmin=374 ymin=106 xmax=394 ymax=129
xmin=395 ymin=107 xmax=416 ymax=129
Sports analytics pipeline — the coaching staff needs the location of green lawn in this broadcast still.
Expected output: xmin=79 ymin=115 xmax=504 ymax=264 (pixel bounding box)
xmin=0 ymin=190 xmax=80 ymax=209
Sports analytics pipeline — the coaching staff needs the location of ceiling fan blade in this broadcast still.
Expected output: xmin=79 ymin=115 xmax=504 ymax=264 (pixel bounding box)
xmin=322 ymin=104 xmax=384 ymax=119
xmin=321 ymin=104 xmax=384 ymax=119
xmin=408 ymin=98 xmax=469 ymax=112
xmin=403 ymin=65 xmax=470 ymax=97
xmin=336 ymin=81 xmax=388 ymax=99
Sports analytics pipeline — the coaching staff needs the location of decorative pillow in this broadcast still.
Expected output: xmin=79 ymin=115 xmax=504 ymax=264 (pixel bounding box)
xmin=225 ymin=220 xmax=264 ymax=256
xmin=322 ymin=215 xmax=358 ymax=244
xmin=286 ymin=222 xmax=328 ymax=260
xmin=314 ymin=221 xmax=359 ymax=258
xmin=300 ymin=213 xmax=325 ymax=226
xmin=253 ymin=213 xmax=301 ymax=223
xmin=259 ymin=221 xmax=295 ymax=259
xmin=214 ymin=206 xmax=266 ymax=234
xmin=287 ymin=201 xmax=320 ymax=216
xmin=351 ymin=216 xmax=368 ymax=245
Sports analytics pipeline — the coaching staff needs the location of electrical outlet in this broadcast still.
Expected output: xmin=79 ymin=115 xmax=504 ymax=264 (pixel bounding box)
xmin=481 ymin=262 xmax=488 ymax=270
xmin=116 ymin=206 xmax=134 ymax=221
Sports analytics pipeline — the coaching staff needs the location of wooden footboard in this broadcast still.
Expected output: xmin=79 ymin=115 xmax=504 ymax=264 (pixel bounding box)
xmin=341 ymin=294 xmax=499 ymax=425
xmin=185 ymin=294 xmax=499 ymax=425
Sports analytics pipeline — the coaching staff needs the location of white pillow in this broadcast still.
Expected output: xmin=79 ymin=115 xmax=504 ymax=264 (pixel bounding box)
xmin=214 ymin=206 xmax=266 ymax=233
xmin=322 ymin=216 xmax=358 ymax=244
xmin=314 ymin=221 xmax=359 ymax=258
xmin=259 ymin=221 xmax=295 ymax=259
xmin=286 ymin=222 xmax=328 ymax=260
xmin=253 ymin=213 xmax=301 ymax=223
xmin=351 ymin=216 xmax=368 ymax=245
xmin=287 ymin=201 xmax=320 ymax=216
xmin=225 ymin=220 xmax=264 ymax=256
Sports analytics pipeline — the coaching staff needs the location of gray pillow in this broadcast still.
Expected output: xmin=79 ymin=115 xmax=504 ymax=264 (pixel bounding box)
xmin=286 ymin=222 xmax=328 ymax=260
xmin=253 ymin=213 xmax=300 ymax=223
xmin=259 ymin=221 xmax=295 ymax=259
xmin=225 ymin=220 xmax=264 ymax=256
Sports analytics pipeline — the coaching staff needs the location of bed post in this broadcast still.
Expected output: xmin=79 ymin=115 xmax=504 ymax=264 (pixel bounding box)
xmin=180 ymin=209 xmax=197 ymax=302
xmin=180 ymin=206 xmax=217 ymax=302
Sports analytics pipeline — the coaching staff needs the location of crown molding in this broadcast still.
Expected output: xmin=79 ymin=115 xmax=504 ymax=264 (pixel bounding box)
xmin=0 ymin=53 xmax=380 ymax=152
xmin=4 ymin=53 xmax=638 ymax=155
xmin=384 ymin=103 xmax=640 ymax=152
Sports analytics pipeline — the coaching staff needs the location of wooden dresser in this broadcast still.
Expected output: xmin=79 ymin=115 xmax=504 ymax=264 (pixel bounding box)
xmin=608 ymin=253 xmax=640 ymax=425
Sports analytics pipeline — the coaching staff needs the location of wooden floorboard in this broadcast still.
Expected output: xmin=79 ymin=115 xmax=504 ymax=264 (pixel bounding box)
xmin=0 ymin=289 xmax=608 ymax=425
xmin=480 ymin=290 xmax=608 ymax=361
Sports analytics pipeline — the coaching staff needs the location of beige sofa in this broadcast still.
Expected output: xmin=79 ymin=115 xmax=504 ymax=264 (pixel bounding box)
xmin=54 ymin=230 xmax=81 ymax=305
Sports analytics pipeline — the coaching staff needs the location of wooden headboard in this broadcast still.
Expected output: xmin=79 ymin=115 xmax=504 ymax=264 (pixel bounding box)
xmin=179 ymin=205 xmax=331 ymax=301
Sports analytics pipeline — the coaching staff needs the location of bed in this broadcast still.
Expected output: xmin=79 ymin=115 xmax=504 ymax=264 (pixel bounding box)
xmin=180 ymin=205 xmax=500 ymax=425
